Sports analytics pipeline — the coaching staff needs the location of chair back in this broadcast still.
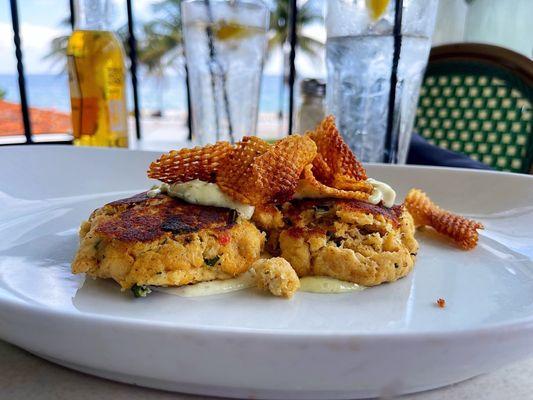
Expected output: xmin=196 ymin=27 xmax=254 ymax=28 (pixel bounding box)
xmin=415 ymin=43 xmax=533 ymax=173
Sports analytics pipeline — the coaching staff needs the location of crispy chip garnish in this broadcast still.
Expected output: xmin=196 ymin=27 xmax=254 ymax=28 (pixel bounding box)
xmin=148 ymin=116 xmax=373 ymax=206
xmin=217 ymin=135 xmax=317 ymax=205
xmin=214 ymin=136 xmax=271 ymax=203
xmin=148 ymin=142 xmax=233 ymax=184
xmin=405 ymin=189 xmax=483 ymax=250
xmin=307 ymin=115 xmax=367 ymax=186
xmin=295 ymin=164 xmax=372 ymax=201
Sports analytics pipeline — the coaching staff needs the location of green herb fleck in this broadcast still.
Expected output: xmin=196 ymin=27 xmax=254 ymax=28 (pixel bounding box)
xmin=131 ymin=284 xmax=152 ymax=298
xmin=327 ymin=231 xmax=344 ymax=247
xmin=313 ymin=205 xmax=330 ymax=216
xmin=204 ymin=255 xmax=220 ymax=267
xmin=227 ymin=209 xmax=238 ymax=224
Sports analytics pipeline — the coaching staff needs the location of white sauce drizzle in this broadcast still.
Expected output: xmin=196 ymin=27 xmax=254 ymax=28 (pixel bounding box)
xmin=153 ymin=274 xmax=364 ymax=297
xmin=153 ymin=271 xmax=256 ymax=297
xmin=299 ymin=276 xmax=365 ymax=293
xmin=147 ymin=180 xmax=255 ymax=219
xmin=294 ymin=177 xmax=397 ymax=208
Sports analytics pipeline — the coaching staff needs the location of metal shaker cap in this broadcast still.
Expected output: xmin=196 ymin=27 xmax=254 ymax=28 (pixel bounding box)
xmin=300 ymin=78 xmax=326 ymax=97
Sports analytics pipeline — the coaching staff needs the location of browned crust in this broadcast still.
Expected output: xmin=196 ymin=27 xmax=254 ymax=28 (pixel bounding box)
xmin=108 ymin=192 xmax=152 ymax=206
xmin=286 ymin=198 xmax=404 ymax=228
xmin=95 ymin=193 xmax=237 ymax=242
xmin=284 ymin=226 xmax=327 ymax=238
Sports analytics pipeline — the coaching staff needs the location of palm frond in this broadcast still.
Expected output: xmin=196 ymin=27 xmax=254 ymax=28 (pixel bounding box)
xmin=267 ymin=0 xmax=324 ymax=61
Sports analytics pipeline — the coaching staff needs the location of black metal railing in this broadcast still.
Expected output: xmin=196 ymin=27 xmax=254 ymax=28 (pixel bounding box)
xmin=9 ymin=0 xmax=32 ymax=144
xmin=287 ymin=0 xmax=297 ymax=136
xmin=125 ymin=0 xmax=141 ymax=140
xmin=4 ymin=0 xmax=298 ymax=145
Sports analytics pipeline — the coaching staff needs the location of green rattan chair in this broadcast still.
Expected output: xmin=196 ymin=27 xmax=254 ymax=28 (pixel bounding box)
xmin=415 ymin=43 xmax=533 ymax=173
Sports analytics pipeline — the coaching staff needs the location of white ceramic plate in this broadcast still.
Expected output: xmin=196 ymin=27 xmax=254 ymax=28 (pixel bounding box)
xmin=1 ymin=145 xmax=532 ymax=399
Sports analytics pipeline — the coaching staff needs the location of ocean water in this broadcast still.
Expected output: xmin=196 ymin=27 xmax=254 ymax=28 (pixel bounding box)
xmin=0 ymin=73 xmax=287 ymax=115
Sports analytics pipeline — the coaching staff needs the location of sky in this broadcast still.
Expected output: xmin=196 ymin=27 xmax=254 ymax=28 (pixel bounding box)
xmin=0 ymin=0 xmax=326 ymax=77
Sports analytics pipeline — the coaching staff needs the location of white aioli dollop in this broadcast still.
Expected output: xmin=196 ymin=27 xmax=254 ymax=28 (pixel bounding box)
xmin=294 ymin=177 xmax=397 ymax=208
xmin=147 ymin=180 xmax=255 ymax=220
xmin=366 ymin=178 xmax=396 ymax=208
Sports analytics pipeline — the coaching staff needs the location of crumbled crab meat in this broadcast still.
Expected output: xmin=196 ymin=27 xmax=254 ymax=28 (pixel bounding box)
xmin=252 ymin=257 xmax=300 ymax=298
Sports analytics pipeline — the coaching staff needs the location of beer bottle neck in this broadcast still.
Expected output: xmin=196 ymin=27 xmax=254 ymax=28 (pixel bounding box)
xmin=74 ymin=0 xmax=111 ymax=30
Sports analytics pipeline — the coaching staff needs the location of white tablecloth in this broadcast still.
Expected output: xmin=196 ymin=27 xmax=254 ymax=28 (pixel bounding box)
xmin=2 ymin=339 xmax=533 ymax=399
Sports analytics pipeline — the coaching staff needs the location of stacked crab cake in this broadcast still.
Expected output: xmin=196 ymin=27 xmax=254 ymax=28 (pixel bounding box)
xmin=277 ymin=199 xmax=417 ymax=286
xmin=251 ymin=200 xmax=418 ymax=287
xmin=249 ymin=116 xmax=418 ymax=286
xmin=72 ymin=193 xmax=264 ymax=290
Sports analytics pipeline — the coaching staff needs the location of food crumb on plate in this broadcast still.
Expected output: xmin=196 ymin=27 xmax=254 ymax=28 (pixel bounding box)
xmin=436 ymin=298 xmax=446 ymax=308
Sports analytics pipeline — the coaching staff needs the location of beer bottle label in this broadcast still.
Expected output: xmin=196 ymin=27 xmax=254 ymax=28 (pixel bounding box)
xmin=104 ymin=66 xmax=127 ymax=134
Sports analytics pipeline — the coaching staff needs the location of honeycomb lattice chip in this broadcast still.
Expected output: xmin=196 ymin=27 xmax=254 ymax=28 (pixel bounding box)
xmin=148 ymin=116 xmax=374 ymax=206
xmin=148 ymin=142 xmax=233 ymax=184
xmin=405 ymin=188 xmax=484 ymax=250
xmin=214 ymin=136 xmax=271 ymax=204
xmin=217 ymin=135 xmax=317 ymax=205
xmin=295 ymin=164 xmax=372 ymax=201
xmin=307 ymin=115 xmax=368 ymax=187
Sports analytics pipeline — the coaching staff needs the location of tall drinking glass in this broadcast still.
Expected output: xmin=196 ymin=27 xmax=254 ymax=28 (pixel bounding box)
xmin=181 ymin=0 xmax=269 ymax=144
xmin=326 ymin=0 xmax=439 ymax=163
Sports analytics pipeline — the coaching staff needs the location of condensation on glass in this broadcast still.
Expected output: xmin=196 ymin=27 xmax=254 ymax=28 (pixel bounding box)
xmin=326 ymin=0 xmax=439 ymax=163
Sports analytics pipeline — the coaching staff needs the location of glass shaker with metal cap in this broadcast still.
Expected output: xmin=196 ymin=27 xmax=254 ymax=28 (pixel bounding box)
xmin=296 ymin=78 xmax=326 ymax=134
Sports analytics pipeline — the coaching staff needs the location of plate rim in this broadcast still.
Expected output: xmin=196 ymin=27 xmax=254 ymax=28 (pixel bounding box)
xmin=1 ymin=145 xmax=533 ymax=340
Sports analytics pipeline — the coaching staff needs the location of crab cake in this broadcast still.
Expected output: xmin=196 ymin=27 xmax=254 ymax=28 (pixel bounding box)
xmin=276 ymin=199 xmax=418 ymax=287
xmin=72 ymin=192 xmax=264 ymax=289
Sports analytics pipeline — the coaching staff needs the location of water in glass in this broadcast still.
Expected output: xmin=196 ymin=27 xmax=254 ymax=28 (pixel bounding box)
xmin=182 ymin=0 xmax=269 ymax=144
xmin=326 ymin=0 xmax=439 ymax=163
